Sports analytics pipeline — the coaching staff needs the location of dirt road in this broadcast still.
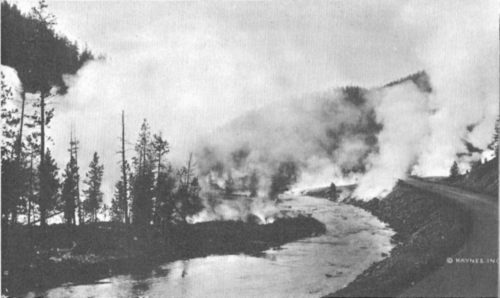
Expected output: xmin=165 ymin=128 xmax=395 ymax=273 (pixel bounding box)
xmin=401 ymin=178 xmax=498 ymax=297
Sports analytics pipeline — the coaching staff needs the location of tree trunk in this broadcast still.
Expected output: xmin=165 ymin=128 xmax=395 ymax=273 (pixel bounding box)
xmin=154 ymin=151 xmax=161 ymax=225
xmin=75 ymin=143 xmax=83 ymax=226
xmin=121 ymin=111 xmax=129 ymax=224
xmin=39 ymin=94 xmax=46 ymax=227
xmin=27 ymin=149 xmax=34 ymax=225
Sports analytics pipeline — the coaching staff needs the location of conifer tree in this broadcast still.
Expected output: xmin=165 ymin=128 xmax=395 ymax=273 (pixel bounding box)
xmin=151 ymin=133 xmax=170 ymax=225
xmin=38 ymin=148 xmax=60 ymax=224
xmin=61 ymin=156 xmax=78 ymax=225
xmin=450 ymin=161 xmax=460 ymax=180
xmin=119 ymin=111 xmax=130 ymax=224
xmin=110 ymin=180 xmax=126 ymax=222
xmin=83 ymin=152 xmax=104 ymax=223
xmin=131 ymin=119 xmax=155 ymax=226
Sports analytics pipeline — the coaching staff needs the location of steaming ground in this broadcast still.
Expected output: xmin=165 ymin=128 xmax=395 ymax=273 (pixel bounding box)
xmin=195 ymin=69 xmax=497 ymax=205
xmin=188 ymin=195 xmax=283 ymax=224
xmin=192 ymin=1 xmax=498 ymax=202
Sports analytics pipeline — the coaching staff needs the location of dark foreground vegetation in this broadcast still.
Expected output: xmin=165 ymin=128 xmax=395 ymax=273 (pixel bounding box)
xmin=306 ymin=182 xmax=471 ymax=297
xmin=2 ymin=216 xmax=325 ymax=296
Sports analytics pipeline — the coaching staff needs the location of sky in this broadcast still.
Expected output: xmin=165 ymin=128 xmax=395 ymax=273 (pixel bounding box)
xmin=6 ymin=0 xmax=499 ymax=203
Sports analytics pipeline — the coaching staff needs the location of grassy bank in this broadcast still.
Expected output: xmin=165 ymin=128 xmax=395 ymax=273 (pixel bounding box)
xmin=2 ymin=216 xmax=325 ymax=297
xmin=307 ymin=181 xmax=471 ymax=297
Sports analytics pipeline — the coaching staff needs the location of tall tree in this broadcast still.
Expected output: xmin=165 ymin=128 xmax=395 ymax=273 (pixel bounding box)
xmin=110 ymin=180 xmax=126 ymax=223
xmin=131 ymin=119 xmax=155 ymax=226
xmin=67 ymin=131 xmax=83 ymax=225
xmin=83 ymin=152 xmax=104 ymax=223
xmin=32 ymin=0 xmax=56 ymax=227
xmin=152 ymin=132 xmax=169 ymax=224
xmin=38 ymin=148 xmax=60 ymax=225
xmin=119 ymin=111 xmax=130 ymax=224
xmin=61 ymin=155 xmax=78 ymax=225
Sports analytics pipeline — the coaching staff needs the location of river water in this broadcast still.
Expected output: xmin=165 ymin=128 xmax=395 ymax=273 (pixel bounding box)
xmin=39 ymin=196 xmax=394 ymax=298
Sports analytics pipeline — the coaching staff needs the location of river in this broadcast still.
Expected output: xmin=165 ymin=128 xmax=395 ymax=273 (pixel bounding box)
xmin=39 ymin=195 xmax=394 ymax=298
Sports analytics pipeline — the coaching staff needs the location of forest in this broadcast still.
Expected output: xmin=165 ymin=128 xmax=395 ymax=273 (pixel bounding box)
xmin=1 ymin=0 xmax=206 ymax=229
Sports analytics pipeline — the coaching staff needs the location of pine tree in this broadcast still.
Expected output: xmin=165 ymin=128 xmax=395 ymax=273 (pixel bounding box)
xmin=38 ymin=148 xmax=60 ymax=223
xmin=131 ymin=119 xmax=155 ymax=226
xmin=450 ymin=161 xmax=460 ymax=180
xmin=83 ymin=152 xmax=104 ymax=223
xmin=110 ymin=180 xmax=126 ymax=222
xmin=61 ymin=156 xmax=78 ymax=225
xmin=119 ymin=111 xmax=130 ymax=224
xmin=152 ymin=132 xmax=169 ymax=225
xmin=111 ymin=160 xmax=130 ymax=224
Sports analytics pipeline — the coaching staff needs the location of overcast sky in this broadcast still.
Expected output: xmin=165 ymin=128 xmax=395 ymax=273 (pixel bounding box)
xmin=8 ymin=0 xmax=499 ymax=202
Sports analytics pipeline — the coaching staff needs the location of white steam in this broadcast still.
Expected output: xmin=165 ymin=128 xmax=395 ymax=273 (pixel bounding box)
xmin=194 ymin=88 xmax=380 ymax=199
xmin=411 ymin=0 xmax=499 ymax=176
xmin=355 ymin=0 xmax=499 ymax=199
xmin=354 ymin=83 xmax=431 ymax=198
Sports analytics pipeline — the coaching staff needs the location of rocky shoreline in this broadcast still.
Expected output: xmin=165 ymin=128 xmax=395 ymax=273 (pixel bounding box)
xmin=307 ymin=181 xmax=471 ymax=297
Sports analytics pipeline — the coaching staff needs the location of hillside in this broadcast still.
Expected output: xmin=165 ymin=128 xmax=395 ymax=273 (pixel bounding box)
xmin=383 ymin=70 xmax=432 ymax=93
xmin=452 ymin=157 xmax=498 ymax=197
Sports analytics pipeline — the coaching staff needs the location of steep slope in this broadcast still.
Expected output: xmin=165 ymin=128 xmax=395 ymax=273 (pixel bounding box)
xmin=452 ymin=157 xmax=498 ymax=197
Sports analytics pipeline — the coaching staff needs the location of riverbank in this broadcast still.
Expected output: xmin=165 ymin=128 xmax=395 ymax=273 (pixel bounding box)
xmin=2 ymin=216 xmax=325 ymax=297
xmin=306 ymin=181 xmax=471 ymax=297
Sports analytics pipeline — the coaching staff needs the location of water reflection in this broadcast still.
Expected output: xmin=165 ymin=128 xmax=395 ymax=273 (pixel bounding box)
xmin=42 ymin=196 xmax=394 ymax=298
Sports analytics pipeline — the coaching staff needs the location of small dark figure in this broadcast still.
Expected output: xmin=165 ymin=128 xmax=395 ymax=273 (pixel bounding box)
xmin=329 ymin=182 xmax=337 ymax=201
